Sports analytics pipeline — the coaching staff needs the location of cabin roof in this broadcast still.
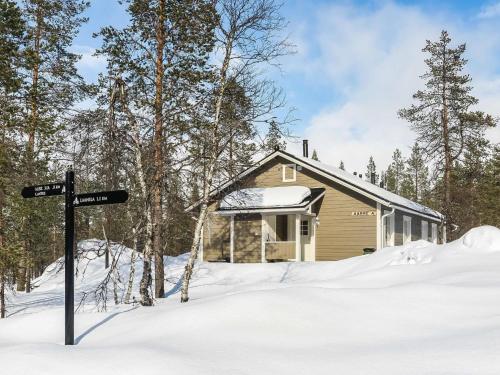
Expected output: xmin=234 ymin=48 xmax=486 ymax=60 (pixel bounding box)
xmin=187 ymin=150 xmax=444 ymax=221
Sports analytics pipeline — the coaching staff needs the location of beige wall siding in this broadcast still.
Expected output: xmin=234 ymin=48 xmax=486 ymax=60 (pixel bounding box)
xmin=203 ymin=208 xmax=231 ymax=261
xmin=244 ymin=157 xmax=377 ymax=260
xmin=234 ymin=214 xmax=261 ymax=263
xmin=201 ymin=155 xmax=441 ymax=262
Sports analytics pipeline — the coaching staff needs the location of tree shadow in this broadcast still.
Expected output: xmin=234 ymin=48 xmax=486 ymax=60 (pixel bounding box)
xmin=75 ymin=305 xmax=138 ymax=344
xmin=164 ymin=274 xmax=183 ymax=299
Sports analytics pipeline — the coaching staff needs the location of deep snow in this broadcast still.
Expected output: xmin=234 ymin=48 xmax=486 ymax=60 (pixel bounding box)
xmin=1 ymin=226 xmax=500 ymax=375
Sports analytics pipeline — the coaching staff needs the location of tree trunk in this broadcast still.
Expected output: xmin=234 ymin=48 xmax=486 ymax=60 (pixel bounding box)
xmin=442 ymin=77 xmax=451 ymax=239
xmin=21 ymin=3 xmax=42 ymax=294
xmin=0 ymin=273 xmax=5 ymax=319
xmin=180 ymin=33 xmax=234 ymax=303
xmin=0 ymin=189 xmax=5 ymax=318
xmin=180 ymin=165 xmax=214 ymax=302
xmin=119 ymin=80 xmax=155 ymax=306
xmin=125 ymin=220 xmax=138 ymax=304
xmin=152 ymin=0 xmax=166 ymax=299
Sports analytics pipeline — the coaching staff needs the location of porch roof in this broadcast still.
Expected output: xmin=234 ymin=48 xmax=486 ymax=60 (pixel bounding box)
xmin=217 ymin=186 xmax=325 ymax=214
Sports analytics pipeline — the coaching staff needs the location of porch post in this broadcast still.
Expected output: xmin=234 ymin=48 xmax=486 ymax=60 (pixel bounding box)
xmin=261 ymin=214 xmax=266 ymax=263
xmin=376 ymin=203 xmax=381 ymax=250
xmin=230 ymin=215 xmax=234 ymax=263
xmin=295 ymin=214 xmax=301 ymax=261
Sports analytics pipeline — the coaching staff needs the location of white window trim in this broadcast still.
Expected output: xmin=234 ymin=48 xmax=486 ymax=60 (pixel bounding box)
xmin=403 ymin=215 xmax=412 ymax=244
xmin=230 ymin=215 xmax=234 ymax=263
xmin=282 ymin=163 xmax=297 ymax=182
xmin=383 ymin=210 xmax=395 ymax=247
xmin=431 ymin=223 xmax=438 ymax=244
xmin=421 ymin=220 xmax=428 ymax=241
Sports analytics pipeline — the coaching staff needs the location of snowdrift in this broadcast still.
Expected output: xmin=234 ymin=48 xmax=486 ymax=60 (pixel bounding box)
xmin=1 ymin=226 xmax=500 ymax=375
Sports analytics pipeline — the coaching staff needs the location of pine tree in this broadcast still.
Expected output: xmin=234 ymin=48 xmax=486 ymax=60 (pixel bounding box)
xmin=264 ymin=119 xmax=286 ymax=152
xmin=338 ymin=160 xmax=345 ymax=170
xmin=398 ymin=30 xmax=496 ymax=236
xmin=403 ymin=143 xmax=429 ymax=203
xmin=365 ymin=156 xmax=379 ymax=184
xmin=311 ymin=150 xmax=319 ymax=161
xmin=385 ymin=149 xmax=405 ymax=194
xmin=14 ymin=0 xmax=89 ymax=292
xmin=0 ymin=0 xmax=24 ymax=310
xmin=451 ymin=139 xmax=496 ymax=236
xmin=97 ymin=0 xmax=217 ymax=304
xmin=477 ymin=146 xmax=500 ymax=227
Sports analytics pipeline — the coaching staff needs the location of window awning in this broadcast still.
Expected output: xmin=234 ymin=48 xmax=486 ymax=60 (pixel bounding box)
xmin=217 ymin=186 xmax=325 ymax=214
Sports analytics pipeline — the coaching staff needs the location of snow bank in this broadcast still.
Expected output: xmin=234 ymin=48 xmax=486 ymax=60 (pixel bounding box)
xmin=220 ymin=186 xmax=310 ymax=209
xmin=2 ymin=226 xmax=500 ymax=375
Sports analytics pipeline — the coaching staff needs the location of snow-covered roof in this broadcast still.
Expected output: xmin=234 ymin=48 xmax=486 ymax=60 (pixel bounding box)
xmin=187 ymin=150 xmax=443 ymax=220
xmin=291 ymin=153 xmax=443 ymax=220
xmin=220 ymin=186 xmax=312 ymax=210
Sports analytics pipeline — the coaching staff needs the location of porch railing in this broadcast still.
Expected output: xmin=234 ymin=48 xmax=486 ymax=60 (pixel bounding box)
xmin=265 ymin=241 xmax=295 ymax=261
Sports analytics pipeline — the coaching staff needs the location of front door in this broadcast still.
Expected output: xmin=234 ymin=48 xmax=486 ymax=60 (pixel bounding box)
xmin=300 ymin=217 xmax=315 ymax=261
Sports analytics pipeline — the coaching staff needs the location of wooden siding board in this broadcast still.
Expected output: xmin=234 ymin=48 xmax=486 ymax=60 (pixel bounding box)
xmin=234 ymin=214 xmax=262 ymax=263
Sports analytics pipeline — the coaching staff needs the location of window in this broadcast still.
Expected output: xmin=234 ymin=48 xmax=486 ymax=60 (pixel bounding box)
xmin=276 ymin=215 xmax=289 ymax=241
xmin=431 ymin=223 xmax=438 ymax=244
xmin=421 ymin=220 xmax=428 ymax=241
xmin=403 ymin=216 xmax=412 ymax=244
xmin=300 ymin=220 xmax=309 ymax=236
xmin=282 ymin=164 xmax=296 ymax=182
xmin=383 ymin=211 xmax=395 ymax=247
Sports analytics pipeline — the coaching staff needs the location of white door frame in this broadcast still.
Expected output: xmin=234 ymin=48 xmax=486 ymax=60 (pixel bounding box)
xmin=300 ymin=216 xmax=316 ymax=261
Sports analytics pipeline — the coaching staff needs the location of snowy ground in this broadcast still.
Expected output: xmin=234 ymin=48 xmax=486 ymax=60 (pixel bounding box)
xmin=1 ymin=226 xmax=500 ymax=375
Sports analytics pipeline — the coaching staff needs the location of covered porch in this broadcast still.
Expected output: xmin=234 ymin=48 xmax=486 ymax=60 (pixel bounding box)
xmin=214 ymin=186 xmax=324 ymax=263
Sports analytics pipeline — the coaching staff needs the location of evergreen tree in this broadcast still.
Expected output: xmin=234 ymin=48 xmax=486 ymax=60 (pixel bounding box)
xmin=365 ymin=156 xmax=379 ymax=184
xmin=264 ymin=119 xmax=286 ymax=152
xmin=385 ymin=149 xmax=405 ymax=194
xmin=0 ymin=0 xmax=24 ymax=311
xmin=311 ymin=150 xmax=319 ymax=161
xmin=14 ymin=0 xmax=89 ymax=292
xmin=338 ymin=160 xmax=345 ymax=170
xmin=477 ymin=146 xmax=500 ymax=227
xmin=451 ymin=139 xmax=497 ymax=236
xmin=398 ymin=30 xmax=496 ymax=236
xmin=403 ymin=143 xmax=429 ymax=203
xmin=97 ymin=0 xmax=217 ymax=304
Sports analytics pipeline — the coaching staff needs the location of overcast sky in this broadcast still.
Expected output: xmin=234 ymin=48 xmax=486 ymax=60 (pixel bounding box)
xmin=73 ymin=0 xmax=500 ymax=173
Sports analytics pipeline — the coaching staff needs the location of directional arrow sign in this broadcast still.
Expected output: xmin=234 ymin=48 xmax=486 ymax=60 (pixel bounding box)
xmin=73 ymin=190 xmax=128 ymax=208
xmin=21 ymin=182 xmax=65 ymax=198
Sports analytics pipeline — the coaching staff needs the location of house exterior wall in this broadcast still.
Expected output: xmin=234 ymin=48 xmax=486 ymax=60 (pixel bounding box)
xmin=244 ymin=157 xmax=377 ymax=260
xmin=233 ymin=214 xmax=261 ymax=263
xmin=203 ymin=203 xmax=231 ymax=261
xmin=392 ymin=208 xmax=441 ymax=245
xmin=201 ymin=155 xmax=442 ymax=262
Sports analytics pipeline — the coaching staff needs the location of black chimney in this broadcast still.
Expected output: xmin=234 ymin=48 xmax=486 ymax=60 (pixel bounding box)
xmin=302 ymin=139 xmax=309 ymax=158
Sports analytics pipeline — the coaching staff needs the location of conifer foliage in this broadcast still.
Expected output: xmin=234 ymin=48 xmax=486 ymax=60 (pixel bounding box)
xmin=399 ymin=30 xmax=496 ymax=237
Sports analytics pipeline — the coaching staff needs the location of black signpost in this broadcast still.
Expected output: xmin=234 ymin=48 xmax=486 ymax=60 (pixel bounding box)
xmin=21 ymin=169 xmax=128 ymax=345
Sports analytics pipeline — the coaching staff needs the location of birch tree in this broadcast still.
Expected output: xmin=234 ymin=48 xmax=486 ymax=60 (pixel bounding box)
xmin=180 ymin=0 xmax=291 ymax=303
xmin=97 ymin=0 xmax=217 ymax=304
